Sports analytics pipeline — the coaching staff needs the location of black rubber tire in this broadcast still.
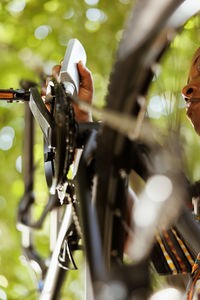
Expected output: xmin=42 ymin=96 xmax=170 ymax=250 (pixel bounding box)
xmin=93 ymin=0 xmax=200 ymax=297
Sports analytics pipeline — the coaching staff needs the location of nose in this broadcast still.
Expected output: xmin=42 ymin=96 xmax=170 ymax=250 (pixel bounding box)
xmin=182 ymin=84 xmax=200 ymax=101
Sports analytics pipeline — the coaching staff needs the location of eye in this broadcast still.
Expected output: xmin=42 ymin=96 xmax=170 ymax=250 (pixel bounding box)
xmin=194 ymin=55 xmax=200 ymax=65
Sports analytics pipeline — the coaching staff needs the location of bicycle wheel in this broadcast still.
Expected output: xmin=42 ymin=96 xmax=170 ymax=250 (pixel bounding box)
xmin=87 ymin=0 xmax=200 ymax=298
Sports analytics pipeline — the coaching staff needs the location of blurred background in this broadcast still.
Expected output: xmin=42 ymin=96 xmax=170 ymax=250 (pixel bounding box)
xmin=0 ymin=0 xmax=200 ymax=299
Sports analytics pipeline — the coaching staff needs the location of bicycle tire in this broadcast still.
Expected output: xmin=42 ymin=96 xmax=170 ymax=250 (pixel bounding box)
xmin=89 ymin=0 xmax=200 ymax=298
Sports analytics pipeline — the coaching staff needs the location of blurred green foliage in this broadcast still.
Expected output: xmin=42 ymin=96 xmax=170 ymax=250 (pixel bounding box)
xmin=0 ymin=0 xmax=200 ymax=299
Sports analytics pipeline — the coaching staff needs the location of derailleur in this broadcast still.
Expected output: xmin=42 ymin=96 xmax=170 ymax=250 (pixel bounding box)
xmin=58 ymin=231 xmax=83 ymax=270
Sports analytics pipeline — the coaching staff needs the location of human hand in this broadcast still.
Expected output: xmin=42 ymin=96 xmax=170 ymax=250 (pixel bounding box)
xmin=182 ymin=47 xmax=200 ymax=135
xmin=47 ymin=60 xmax=94 ymax=122
xmin=75 ymin=61 xmax=94 ymax=122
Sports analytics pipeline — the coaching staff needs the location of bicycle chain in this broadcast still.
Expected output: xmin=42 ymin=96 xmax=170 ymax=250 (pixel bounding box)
xmin=62 ymin=91 xmax=84 ymax=238
xmin=64 ymin=98 xmax=76 ymax=180
xmin=65 ymin=182 xmax=83 ymax=238
xmin=51 ymin=82 xmax=83 ymax=238
xmin=62 ymin=85 xmax=76 ymax=183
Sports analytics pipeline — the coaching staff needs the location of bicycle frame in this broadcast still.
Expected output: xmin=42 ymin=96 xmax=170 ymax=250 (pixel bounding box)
xmin=1 ymin=1 xmax=200 ymax=299
xmin=15 ymin=87 xmax=101 ymax=299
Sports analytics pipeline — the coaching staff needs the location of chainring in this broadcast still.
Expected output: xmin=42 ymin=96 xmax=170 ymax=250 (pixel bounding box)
xmin=53 ymin=83 xmax=77 ymax=187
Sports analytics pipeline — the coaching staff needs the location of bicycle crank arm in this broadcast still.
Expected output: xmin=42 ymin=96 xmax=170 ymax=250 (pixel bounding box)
xmin=29 ymin=87 xmax=56 ymax=147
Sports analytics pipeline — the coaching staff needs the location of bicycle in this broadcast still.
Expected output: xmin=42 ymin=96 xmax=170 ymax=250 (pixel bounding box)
xmin=1 ymin=0 xmax=200 ymax=299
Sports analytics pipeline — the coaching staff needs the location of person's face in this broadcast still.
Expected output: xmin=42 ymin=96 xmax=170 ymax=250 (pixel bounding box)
xmin=182 ymin=47 xmax=200 ymax=135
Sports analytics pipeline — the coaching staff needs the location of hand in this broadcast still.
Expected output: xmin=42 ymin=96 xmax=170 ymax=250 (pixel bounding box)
xmin=50 ymin=60 xmax=94 ymax=122
xmin=76 ymin=61 xmax=94 ymax=122
xmin=182 ymin=47 xmax=200 ymax=135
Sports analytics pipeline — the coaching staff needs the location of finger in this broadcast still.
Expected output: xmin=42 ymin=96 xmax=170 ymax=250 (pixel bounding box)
xmin=52 ymin=65 xmax=61 ymax=82
xmin=77 ymin=61 xmax=93 ymax=91
xmin=41 ymin=76 xmax=51 ymax=96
